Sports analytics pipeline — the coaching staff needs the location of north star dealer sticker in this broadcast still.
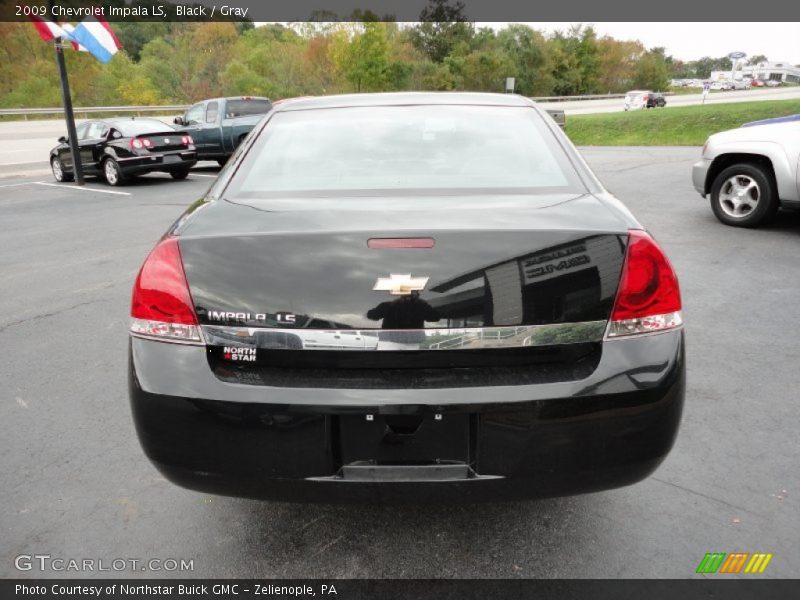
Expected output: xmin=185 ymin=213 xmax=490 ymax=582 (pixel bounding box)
xmin=223 ymin=347 xmax=256 ymax=362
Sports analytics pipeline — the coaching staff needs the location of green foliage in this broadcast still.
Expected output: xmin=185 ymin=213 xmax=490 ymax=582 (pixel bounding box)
xmin=1 ymin=19 xmax=781 ymax=110
xmin=632 ymin=48 xmax=670 ymax=91
xmin=408 ymin=0 xmax=473 ymax=63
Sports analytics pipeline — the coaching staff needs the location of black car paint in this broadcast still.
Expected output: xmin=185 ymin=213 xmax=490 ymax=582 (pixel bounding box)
xmin=50 ymin=118 xmax=197 ymax=179
xmin=646 ymin=93 xmax=667 ymax=108
xmin=178 ymin=221 xmax=627 ymax=331
xmin=129 ymin=328 xmax=684 ymax=503
xmin=129 ymin=93 xmax=684 ymax=502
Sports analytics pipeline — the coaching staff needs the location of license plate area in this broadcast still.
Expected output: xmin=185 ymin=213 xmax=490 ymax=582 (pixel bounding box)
xmin=163 ymin=154 xmax=181 ymax=163
xmin=339 ymin=413 xmax=470 ymax=465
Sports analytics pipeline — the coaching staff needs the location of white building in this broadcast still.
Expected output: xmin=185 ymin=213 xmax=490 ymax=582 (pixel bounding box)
xmin=711 ymin=61 xmax=800 ymax=84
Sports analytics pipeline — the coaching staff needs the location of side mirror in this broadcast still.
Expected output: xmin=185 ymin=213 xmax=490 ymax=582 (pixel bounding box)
xmin=173 ymin=116 xmax=184 ymax=125
xmin=58 ymin=136 xmax=67 ymax=143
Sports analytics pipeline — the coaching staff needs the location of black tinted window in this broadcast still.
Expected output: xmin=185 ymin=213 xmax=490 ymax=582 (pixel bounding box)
xmin=228 ymin=105 xmax=584 ymax=196
xmin=112 ymin=120 xmax=171 ymax=136
xmin=224 ymin=99 xmax=271 ymax=118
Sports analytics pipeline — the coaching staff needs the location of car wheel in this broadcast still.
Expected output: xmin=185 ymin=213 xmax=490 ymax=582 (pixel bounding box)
xmin=170 ymin=169 xmax=190 ymax=180
xmin=51 ymin=157 xmax=73 ymax=182
xmin=103 ymin=158 xmax=126 ymax=186
xmin=710 ymin=163 xmax=778 ymax=228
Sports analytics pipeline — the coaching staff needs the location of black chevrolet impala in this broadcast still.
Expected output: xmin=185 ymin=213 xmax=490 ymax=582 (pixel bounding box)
xmin=128 ymin=93 xmax=685 ymax=503
xmin=50 ymin=117 xmax=197 ymax=186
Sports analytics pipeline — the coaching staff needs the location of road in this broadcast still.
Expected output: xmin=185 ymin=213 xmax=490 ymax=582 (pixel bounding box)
xmin=2 ymin=86 xmax=799 ymax=176
xmin=546 ymin=85 xmax=800 ymax=115
xmin=1 ymin=150 xmax=798 ymax=578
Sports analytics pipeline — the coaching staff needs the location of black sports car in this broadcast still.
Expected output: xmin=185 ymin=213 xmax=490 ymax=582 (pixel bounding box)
xmin=128 ymin=93 xmax=685 ymax=503
xmin=50 ymin=117 xmax=197 ymax=186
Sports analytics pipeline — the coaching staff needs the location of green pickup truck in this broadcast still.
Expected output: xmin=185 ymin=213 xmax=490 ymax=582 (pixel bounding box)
xmin=173 ymin=96 xmax=272 ymax=165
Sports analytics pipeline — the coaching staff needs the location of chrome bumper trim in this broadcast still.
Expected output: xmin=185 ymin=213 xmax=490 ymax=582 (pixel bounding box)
xmin=200 ymin=321 xmax=607 ymax=351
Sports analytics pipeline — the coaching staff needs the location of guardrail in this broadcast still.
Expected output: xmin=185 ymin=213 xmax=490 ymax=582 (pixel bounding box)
xmin=428 ymin=326 xmax=529 ymax=350
xmin=0 ymin=93 xmax=675 ymax=119
xmin=0 ymin=105 xmax=188 ymax=119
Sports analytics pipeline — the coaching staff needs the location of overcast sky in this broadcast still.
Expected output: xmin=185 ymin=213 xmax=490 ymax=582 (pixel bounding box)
xmin=478 ymin=23 xmax=800 ymax=63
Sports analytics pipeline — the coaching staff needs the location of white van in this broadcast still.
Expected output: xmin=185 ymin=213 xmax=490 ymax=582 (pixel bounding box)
xmin=623 ymin=90 xmax=651 ymax=111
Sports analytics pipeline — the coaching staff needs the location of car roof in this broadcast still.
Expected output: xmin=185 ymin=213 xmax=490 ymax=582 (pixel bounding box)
xmin=272 ymin=92 xmax=536 ymax=112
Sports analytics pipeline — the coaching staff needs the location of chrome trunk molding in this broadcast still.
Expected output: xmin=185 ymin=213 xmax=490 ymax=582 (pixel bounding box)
xmin=201 ymin=321 xmax=606 ymax=351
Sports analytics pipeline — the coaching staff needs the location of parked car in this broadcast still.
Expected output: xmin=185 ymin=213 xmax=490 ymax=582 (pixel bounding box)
xmin=623 ymin=90 xmax=650 ymax=110
xmin=732 ymin=80 xmax=752 ymax=90
xmin=173 ymin=96 xmax=272 ymax=165
xmin=693 ymin=119 xmax=800 ymax=227
xmin=50 ymin=118 xmax=197 ymax=186
xmin=646 ymin=92 xmax=667 ymax=108
xmin=765 ymin=80 xmax=782 ymax=87
xmin=129 ymin=92 xmax=685 ymax=503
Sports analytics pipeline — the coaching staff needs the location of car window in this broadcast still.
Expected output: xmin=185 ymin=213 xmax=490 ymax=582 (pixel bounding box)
xmin=225 ymin=99 xmax=271 ymax=118
xmin=111 ymin=119 xmax=171 ymax=137
xmin=75 ymin=123 xmax=89 ymax=140
xmin=85 ymin=122 xmax=106 ymax=139
xmin=185 ymin=104 xmax=205 ymax=126
xmin=228 ymin=105 xmax=584 ymax=196
xmin=206 ymin=101 xmax=219 ymax=124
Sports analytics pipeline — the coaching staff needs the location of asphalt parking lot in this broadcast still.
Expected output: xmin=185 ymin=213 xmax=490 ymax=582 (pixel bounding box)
xmin=1 ymin=149 xmax=798 ymax=579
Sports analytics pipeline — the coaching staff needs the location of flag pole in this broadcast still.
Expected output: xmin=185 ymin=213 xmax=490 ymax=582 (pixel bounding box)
xmin=48 ymin=0 xmax=84 ymax=185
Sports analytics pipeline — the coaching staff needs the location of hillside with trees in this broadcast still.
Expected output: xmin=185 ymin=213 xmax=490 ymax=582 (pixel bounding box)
xmin=0 ymin=18 xmax=742 ymax=108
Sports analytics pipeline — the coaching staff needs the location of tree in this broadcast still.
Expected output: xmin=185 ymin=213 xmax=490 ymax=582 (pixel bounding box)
xmin=496 ymin=25 xmax=554 ymax=96
xmin=330 ymin=22 xmax=391 ymax=92
xmin=408 ymin=0 xmax=473 ymax=63
xmin=632 ymin=48 xmax=670 ymax=91
xmin=747 ymin=55 xmax=768 ymax=65
xmin=550 ymin=25 xmax=600 ymax=95
xmin=596 ymin=37 xmax=645 ymax=93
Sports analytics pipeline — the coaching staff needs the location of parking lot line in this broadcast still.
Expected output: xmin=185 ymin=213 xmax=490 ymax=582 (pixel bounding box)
xmin=32 ymin=182 xmax=131 ymax=196
xmin=0 ymin=182 xmax=39 ymax=188
xmin=190 ymin=173 xmax=218 ymax=178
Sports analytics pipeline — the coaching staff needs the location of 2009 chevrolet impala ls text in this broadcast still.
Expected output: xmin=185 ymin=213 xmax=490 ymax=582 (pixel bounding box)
xmin=128 ymin=93 xmax=685 ymax=503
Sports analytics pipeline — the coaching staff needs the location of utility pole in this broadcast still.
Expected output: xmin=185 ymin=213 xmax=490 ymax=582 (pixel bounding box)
xmin=49 ymin=0 xmax=83 ymax=185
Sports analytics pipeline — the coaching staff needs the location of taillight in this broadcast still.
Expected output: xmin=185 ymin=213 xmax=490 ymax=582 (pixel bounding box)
xmin=181 ymin=135 xmax=193 ymax=145
xmin=607 ymin=230 xmax=682 ymax=338
xmin=130 ymin=138 xmax=152 ymax=149
xmin=130 ymin=237 xmax=201 ymax=343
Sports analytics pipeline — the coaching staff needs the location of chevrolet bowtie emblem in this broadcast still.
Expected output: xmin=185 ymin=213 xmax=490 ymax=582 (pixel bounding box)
xmin=164 ymin=138 xmax=170 ymax=144
xmin=373 ymin=274 xmax=430 ymax=295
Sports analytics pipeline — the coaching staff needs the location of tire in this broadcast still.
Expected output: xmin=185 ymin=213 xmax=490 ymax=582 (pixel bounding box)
xmin=170 ymin=169 xmax=190 ymax=180
xmin=51 ymin=157 xmax=73 ymax=182
xmin=709 ymin=163 xmax=778 ymax=228
xmin=102 ymin=158 xmax=127 ymax=186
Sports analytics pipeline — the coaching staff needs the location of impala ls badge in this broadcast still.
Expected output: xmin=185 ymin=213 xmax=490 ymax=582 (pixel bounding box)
xmin=373 ymin=274 xmax=429 ymax=295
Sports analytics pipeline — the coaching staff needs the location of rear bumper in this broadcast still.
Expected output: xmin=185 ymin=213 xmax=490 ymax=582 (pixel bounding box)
xmin=118 ymin=151 xmax=197 ymax=174
xmin=128 ymin=329 xmax=685 ymax=503
xmin=692 ymin=159 xmax=711 ymax=196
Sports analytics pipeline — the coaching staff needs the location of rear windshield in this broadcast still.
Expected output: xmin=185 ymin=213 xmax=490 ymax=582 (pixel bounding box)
xmin=112 ymin=119 xmax=172 ymax=136
xmin=226 ymin=105 xmax=585 ymax=196
xmin=225 ymin=99 xmax=272 ymax=118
